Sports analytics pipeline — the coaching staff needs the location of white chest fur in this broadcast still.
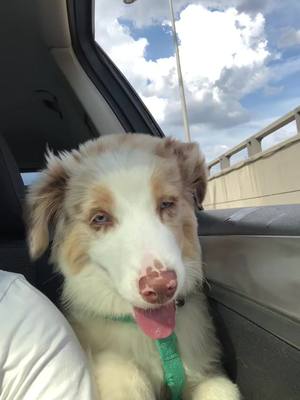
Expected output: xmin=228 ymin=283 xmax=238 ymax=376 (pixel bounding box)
xmin=71 ymin=294 xmax=221 ymax=399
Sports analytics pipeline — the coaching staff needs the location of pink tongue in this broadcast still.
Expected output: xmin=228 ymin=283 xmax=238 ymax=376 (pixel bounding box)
xmin=134 ymin=302 xmax=176 ymax=339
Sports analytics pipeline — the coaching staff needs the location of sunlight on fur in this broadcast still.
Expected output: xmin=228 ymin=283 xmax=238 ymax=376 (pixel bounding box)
xmin=26 ymin=134 xmax=240 ymax=400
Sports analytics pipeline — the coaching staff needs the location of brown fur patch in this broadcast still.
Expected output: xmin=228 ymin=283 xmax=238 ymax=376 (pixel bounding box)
xmin=84 ymin=185 xmax=115 ymax=224
xmin=151 ymin=163 xmax=182 ymax=217
xmin=181 ymin=207 xmax=200 ymax=261
xmin=155 ymin=137 xmax=208 ymax=207
xmin=26 ymin=157 xmax=69 ymax=260
xmin=52 ymin=185 xmax=116 ymax=274
xmin=60 ymin=224 xmax=89 ymax=274
xmin=151 ymin=159 xmax=200 ymax=264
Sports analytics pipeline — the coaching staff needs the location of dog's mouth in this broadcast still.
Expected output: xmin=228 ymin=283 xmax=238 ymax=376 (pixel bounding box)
xmin=133 ymin=301 xmax=175 ymax=339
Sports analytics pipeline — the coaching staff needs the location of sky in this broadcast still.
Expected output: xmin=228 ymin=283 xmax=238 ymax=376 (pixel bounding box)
xmin=94 ymin=0 xmax=300 ymax=162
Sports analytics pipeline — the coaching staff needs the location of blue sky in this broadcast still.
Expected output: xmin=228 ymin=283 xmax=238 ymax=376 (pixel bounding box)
xmin=95 ymin=0 xmax=300 ymax=161
xmin=120 ymin=19 xmax=174 ymax=60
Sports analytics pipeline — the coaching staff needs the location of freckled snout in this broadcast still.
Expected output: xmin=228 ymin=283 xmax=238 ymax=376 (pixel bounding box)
xmin=138 ymin=267 xmax=177 ymax=304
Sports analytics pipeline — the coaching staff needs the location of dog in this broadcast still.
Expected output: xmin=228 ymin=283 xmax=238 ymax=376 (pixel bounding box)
xmin=26 ymin=134 xmax=240 ymax=400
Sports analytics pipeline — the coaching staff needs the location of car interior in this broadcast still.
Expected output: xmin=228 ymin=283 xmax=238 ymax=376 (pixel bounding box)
xmin=0 ymin=1 xmax=299 ymax=399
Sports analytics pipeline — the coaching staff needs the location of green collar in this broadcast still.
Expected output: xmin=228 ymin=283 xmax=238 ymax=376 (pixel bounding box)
xmin=103 ymin=313 xmax=185 ymax=400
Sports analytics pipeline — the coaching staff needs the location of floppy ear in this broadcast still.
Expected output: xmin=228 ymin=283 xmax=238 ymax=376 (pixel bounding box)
xmin=25 ymin=152 xmax=69 ymax=260
xmin=158 ymin=138 xmax=208 ymax=207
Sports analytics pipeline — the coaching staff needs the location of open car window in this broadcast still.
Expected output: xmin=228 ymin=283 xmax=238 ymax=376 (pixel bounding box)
xmin=93 ymin=1 xmax=300 ymax=165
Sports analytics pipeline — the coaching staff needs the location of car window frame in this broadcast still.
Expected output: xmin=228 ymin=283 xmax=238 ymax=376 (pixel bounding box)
xmin=66 ymin=0 xmax=164 ymax=138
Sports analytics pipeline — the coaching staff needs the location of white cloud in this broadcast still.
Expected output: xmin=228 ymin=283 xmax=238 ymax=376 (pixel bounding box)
xmin=111 ymin=0 xmax=281 ymax=27
xmin=94 ymin=1 xmax=300 ymax=161
xmin=193 ymin=96 xmax=300 ymax=161
xmin=167 ymin=5 xmax=270 ymax=130
xmin=140 ymin=95 xmax=168 ymax=123
xmin=237 ymin=0 xmax=279 ymax=14
xmin=95 ymin=1 xmax=270 ymax=134
xmin=278 ymin=28 xmax=300 ymax=49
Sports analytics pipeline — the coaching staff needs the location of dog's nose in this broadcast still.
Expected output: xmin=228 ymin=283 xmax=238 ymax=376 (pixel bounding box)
xmin=138 ymin=270 xmax=177 ymax=304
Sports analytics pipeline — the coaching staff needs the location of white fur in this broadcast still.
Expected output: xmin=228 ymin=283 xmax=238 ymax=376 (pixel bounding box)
xmin=60 ymin=150 xmax=191 ymax=311
xmin=68 ymin=293 xmax=240 ymax=400
xmin=31 ymin=138 xmax=241 ymax=400
xmin=192 ymin=376 xmax=241 ymax=400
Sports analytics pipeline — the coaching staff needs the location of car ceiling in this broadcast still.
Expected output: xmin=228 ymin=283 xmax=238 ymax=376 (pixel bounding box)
xmin=0 ymin=1 xmax=97 ymax=171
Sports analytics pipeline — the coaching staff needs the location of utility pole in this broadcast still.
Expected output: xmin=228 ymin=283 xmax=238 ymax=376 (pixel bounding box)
xmin=168 ymin=0 xmax=191 ymax=142
xmin=124 ymin=0 xmax=191 ymax=142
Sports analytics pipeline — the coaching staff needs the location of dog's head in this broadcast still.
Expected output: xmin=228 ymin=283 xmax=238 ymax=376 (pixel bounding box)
xmin=26 ymin=134 xmax=207 ymax=332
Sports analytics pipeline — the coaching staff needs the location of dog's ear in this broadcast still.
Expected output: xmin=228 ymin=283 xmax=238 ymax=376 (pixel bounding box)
xmin=157 ymin=138 xmax=208 ymax=207
xmin=25 ymin=151 xmax=69 ymax=260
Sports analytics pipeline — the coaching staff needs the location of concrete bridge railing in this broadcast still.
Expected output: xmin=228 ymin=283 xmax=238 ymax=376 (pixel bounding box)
xmin=204 ymin=106 xmax=300 ymax=210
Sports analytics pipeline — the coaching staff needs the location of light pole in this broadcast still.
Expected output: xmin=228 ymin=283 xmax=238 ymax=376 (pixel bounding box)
xmin=123 ymin=0 xmax=191 ymax=142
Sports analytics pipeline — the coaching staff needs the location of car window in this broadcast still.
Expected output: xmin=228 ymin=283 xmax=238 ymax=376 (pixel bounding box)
xmin=21 ymin=172 xmax=40 ymax=186
xmin=93 ymin=1 xmax=300 ymax=210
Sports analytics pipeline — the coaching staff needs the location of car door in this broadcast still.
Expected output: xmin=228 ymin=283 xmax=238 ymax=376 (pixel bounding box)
xmin=198 ymin=206 xmax=300 ymax=399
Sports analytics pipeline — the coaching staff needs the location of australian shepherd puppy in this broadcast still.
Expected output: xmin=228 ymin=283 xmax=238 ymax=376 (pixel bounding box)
xmin=26 ymin=134 xmax=240 ymax=400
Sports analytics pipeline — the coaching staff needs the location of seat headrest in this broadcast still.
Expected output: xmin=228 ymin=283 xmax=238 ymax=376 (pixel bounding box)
xmin=0 ymin=135 xmax=25 ymax=237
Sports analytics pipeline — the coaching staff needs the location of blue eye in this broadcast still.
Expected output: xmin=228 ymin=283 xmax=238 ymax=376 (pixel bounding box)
xmin=91 ymin=213 xmax=111 ymax=225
